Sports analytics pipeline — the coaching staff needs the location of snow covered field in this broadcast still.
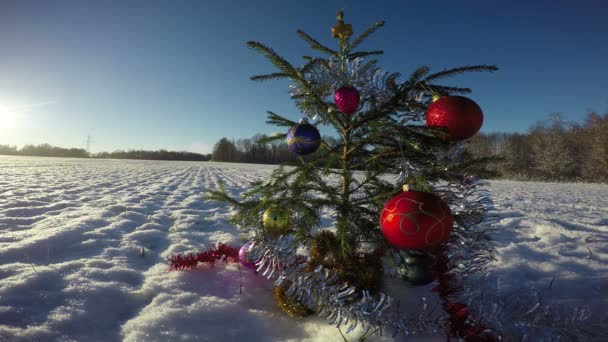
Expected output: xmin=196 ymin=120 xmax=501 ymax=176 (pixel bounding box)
xmin=0 ymin=156 xmax=606 ymax=341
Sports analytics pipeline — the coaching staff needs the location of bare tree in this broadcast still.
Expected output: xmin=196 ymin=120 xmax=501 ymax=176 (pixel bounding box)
xmin=580 ymin=112 xmax=608 ymax=182
xmin=529 ymin=114 xmax=577 ymax=180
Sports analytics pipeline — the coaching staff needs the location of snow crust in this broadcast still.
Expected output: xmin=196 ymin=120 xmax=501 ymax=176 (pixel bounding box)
xmin=1 ymin=156 xmax=606 ymax=341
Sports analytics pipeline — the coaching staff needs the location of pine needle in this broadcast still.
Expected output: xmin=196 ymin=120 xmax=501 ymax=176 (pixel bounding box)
xmin=349 ymin=20 xmax=385 ymax=50
xmin=296 ymin=29 xmax=337 ymax=56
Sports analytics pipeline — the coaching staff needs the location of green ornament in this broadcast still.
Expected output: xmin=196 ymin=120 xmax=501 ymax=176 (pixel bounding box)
xmin=262 ymin=206 xmax=292 ymax=235
xmin=401 ymin=253 xmax=436 ymax=286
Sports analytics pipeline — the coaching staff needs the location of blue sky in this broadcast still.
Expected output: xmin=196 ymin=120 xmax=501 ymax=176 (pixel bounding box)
xmin=0 ymin=0 xmax=606 ymax=154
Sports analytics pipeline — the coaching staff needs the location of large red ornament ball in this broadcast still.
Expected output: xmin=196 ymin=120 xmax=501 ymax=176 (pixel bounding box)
xmin=334 ymin=86 xmax=360 ymax=114
xmin=426 ymin=96 xmax=483 ymax=141
xmin=380 ymin=191 xmax=454 ymax=250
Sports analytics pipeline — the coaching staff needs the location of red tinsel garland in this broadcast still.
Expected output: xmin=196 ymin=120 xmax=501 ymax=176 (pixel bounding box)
xmin=169 ymin=243 xmax=495 ymax=339
xmin=169 ymin=243 xmax=240 ymax=270
xmin=431 ymin=245 xmax=499 ymax=341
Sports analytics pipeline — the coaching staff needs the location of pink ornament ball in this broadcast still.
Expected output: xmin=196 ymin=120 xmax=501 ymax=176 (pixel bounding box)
xmin=334 ymin=86 xmax=360 ymax=114
xmin=239 ymin=242 xmax=256 ymax=270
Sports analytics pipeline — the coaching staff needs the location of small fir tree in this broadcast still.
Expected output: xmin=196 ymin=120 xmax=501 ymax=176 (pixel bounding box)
xmin=207 ymin=10 xmax=501 ymax=339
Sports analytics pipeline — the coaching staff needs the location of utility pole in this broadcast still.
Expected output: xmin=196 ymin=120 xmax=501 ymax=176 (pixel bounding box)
xmin=86 ymin=135 xmax=94 ymax=156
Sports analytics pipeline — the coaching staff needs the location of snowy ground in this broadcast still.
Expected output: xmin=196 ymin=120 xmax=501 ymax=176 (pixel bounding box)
xmin=0 ymin=156 xmax=606 ymax=341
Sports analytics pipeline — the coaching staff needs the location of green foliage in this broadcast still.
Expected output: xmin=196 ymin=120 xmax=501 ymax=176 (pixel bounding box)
xmin=406 ymin=66 xmax=430 ymax=84
xmin=296 ymin=29 xmax=337 ymax=56
xmin=307 ymin=231 xmax=384 ymax=293
xmin=209 ymin=12 xmax=499 ymax=261
xmin=246 ymin=41 xmax=299 ymax=79
xmin=265 ymin=111 xmax=297 ymax=127
xmin=422 ymin=65 xmax=499 ymax=83
xmin=301 ymin=58 xmax=330 ymax=74
xmin=346 ymin=50 xmax=384 ymax=59
xmin=204 ymin=179 xmax=240 ymax=206
xmin=250 ymin=72 xmax=292 ymax=82
xmin=255 ymin=133 xmax=287 ymax=145
xmin=349 ymin=20 xmax=385 ymax=51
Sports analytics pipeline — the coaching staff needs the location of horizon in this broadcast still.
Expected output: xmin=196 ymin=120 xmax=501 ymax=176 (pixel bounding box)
xmin=1 ymin=0 xmax=607 ymax=154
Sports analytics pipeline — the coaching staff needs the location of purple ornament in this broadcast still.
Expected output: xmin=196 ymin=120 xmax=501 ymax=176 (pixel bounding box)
xmin=334 ymin=86 xmax=360 ymax=114
xmin=239 ymin=242 xmax=256 ymax=270
xmin=286 ymin=118 xmax=321 ymax=155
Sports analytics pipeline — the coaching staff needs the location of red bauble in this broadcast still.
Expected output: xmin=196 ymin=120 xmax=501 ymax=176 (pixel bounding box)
xmin=380 ymin=191 xmax=453 ymax=250
xmin=426 ymin=96 xmax=483 ymax=141
xmin=334 ymin=86 xmax=360 ymax=114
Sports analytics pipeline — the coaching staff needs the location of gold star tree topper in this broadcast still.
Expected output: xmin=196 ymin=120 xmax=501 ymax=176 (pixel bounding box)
xmin=331 ymin=9 xmax=353 ymax=39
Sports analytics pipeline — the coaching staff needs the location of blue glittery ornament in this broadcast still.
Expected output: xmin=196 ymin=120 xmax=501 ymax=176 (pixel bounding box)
xmin=286 ymin=118 xmax=321 ymax=155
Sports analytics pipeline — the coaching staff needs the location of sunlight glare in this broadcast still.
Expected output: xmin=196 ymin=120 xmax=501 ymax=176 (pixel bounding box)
xmin=0 ymin=106 xmax=19 ymax=130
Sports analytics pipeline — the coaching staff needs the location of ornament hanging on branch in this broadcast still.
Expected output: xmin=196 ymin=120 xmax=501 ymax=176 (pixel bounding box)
xmin=334 ymin=86 xmax=360 ymax=114
xmin=426 ymin=95 xmax=483 ymax=141
xmin=380 ymin=189 xmax=454 ymax=250
xmin=239 ymin=242 xmax=256 ymax=270
xmin=286 ymin=118 xmax=321 ymax=155
xmin=262 ymin=206 xmax=292 ymax=236
xmin=400 ymin=252 xmax=436 ymax=286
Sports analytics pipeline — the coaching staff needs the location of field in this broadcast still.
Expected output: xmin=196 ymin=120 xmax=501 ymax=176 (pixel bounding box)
xmin=1 ymin=156 xmax=606 ymax=341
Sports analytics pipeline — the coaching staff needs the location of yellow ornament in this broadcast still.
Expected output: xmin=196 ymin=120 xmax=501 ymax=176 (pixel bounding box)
xmin=262 ymin=206 xmax=291 ymax=235
xmin=331 ymin=9 xmax=352 ymax=39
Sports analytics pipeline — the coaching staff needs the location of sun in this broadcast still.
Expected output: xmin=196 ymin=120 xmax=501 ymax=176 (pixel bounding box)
xmin=0 ymin=106 xmax=19 ymax=130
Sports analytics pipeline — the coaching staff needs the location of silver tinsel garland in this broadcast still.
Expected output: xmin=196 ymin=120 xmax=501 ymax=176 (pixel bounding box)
xmin=246 ymin=236 xmax=445 ymax=337
xmin=435 ymin=169 xmax=605 ymax=340
xmin=436 ymin=175 xmax=500 ymax=279
xmin=289 ymin=58 xmax=398 ymax=122
xmin=238 ymin=148 xmax=501 ymax=338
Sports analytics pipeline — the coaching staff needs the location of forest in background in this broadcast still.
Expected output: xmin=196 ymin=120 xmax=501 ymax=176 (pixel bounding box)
xmin=0 ymin=144 xmax=90 ymax=158
xmin=0 ymin=144 xmax=211 ymax=161
xmin=467 ymin=112 xmax=608 ymax=183
xmin=211 ymin=112 xmax=608 ymax=183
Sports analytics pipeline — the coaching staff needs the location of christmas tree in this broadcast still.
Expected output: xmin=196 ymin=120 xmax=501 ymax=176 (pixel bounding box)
xmin=205 ymin=10 xmax=501 ymax=339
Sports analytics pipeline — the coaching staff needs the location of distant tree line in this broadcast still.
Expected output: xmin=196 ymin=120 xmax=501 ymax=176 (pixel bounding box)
xmin=94 ymin=150 xmax=210 ymax=161
xmin=0 ymin=144 xmax=211 ymax=161
xmin=0 ymin=143 xmax=89 ymax=158
xmin=212 ymin=112 xmax=608 ymax=183
xmin=466 ymin=112 xmax=608 ymax=183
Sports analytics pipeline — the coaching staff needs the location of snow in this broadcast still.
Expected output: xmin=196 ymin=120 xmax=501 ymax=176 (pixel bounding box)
xmin=480 ymin=181 xmax=608 ymax=313
xmin=1 ymin=156 xmax=606 ymax=341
